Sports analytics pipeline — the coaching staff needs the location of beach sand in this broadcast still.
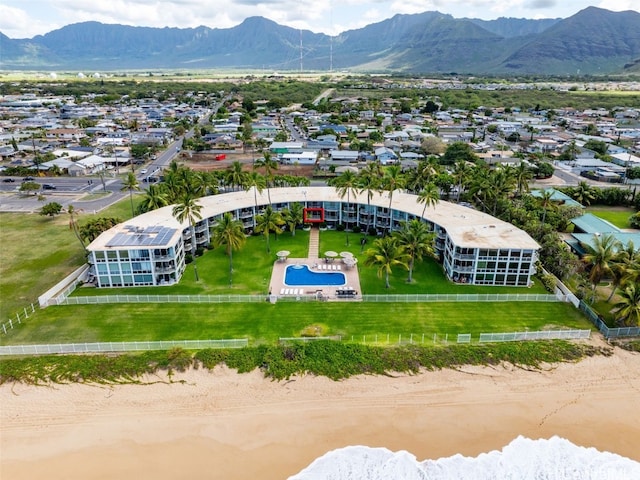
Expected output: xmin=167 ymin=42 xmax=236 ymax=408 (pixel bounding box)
xmin=2 ymin=342 xmax=639 ymax=479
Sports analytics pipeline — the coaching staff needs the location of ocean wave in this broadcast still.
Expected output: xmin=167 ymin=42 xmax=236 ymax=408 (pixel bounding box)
xmin=289 ymin=436 xmax=640 ymax=480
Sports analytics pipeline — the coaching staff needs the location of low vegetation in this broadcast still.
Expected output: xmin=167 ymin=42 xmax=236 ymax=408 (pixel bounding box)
xmin=0 ymin=340 xmax=612 ymax=384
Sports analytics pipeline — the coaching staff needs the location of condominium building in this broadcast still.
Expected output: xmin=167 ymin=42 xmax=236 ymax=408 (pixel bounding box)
xmin=86 ymin=187 xmax=539 ymax=288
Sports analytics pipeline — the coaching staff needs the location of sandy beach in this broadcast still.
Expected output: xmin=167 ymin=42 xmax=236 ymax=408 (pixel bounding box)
xmin=2 ymin=343 xmax=639 ymax=479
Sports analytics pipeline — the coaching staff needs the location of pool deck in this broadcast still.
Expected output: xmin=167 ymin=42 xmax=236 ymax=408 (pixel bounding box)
xmin=269 ymin=257 xmax=362 ymax=302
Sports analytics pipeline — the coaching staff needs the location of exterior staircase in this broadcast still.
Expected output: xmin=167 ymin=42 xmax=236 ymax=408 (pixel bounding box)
xmin=308 ymin=227 xmax=320 ymax=258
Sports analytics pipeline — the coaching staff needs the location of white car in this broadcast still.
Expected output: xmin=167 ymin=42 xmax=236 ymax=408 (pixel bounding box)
xmin=139 ymin=169 xmax=148 ymax=174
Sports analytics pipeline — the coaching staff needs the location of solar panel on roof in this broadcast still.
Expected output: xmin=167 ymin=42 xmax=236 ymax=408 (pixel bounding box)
xmin=105 ymin=226 xmax=178 ymax=247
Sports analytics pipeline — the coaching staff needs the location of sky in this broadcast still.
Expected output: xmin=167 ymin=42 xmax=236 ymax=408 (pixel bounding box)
xmin=1 ymin=0 xmax=638 ymax=39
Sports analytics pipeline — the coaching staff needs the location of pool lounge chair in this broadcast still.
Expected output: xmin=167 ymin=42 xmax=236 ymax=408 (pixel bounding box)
xmin=299 ymin=289 xmax=304 ymax=295
xmin=337 ymin=265 xmax=341 ymax=270
xmin=280 ymin=288 xmax=285 ymax=295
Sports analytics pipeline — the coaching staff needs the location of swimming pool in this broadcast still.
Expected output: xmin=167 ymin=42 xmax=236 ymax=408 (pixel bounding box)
xmin=284 ymin=264 xmax=346 ymax=287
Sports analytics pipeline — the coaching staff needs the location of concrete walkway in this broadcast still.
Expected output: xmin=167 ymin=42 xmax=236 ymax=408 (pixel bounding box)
xmin=308 ymin=227 xmax=320 ymax=258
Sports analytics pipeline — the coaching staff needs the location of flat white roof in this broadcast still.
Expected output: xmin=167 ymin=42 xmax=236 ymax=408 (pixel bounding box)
xmin=88 ymin=187 xmax=538 ymax=251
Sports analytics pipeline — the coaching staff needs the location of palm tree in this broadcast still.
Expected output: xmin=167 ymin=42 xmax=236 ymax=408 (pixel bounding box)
xmin=212 ymin=212 xmax=246 ymax=286
xmin=172 ymin=193 xmax=203 ymax=281
xmin=607 ymin=241 xmax=638 ymax=302
xmin=612 ymin=283 xmax=640 ymax=327
xmin=452 ymin=161 xmax=472 ymax=202
xmin=572 ymin=181 xmax=596 ymax=206
xmin=620 ymin=247 xmax=640 ymax=288
xmin=67 ymin=204 xmax=86 ymax=251
xmin=245 ymin=170 xmax=267 ymax=219
xmin=468 ymin=164 xmax=492 ymax=212
xmin=363 ymin=236 xmax=409 ymax=289
xmin=254 ymin=152 xmax=279 ymax=205
xmin=417 ymin=183 xmax=440 ymax=218
xmin=381 ymin=165 xmax=406 ymax=233
xmin=329 ymin=170 xmax=360 ymax=246
xmin=281 ymin=202 xmax=304 ymax=236
xmin=486 ymin=167 xmax=516 ymax=215
xmin=194 ymin=171 xmax=219 ymax=197
xmin=393 ymin=220 xmax=435 ymax=283
xmin=225 ymin=161 xmax=247 ymax=191
xmin=138 ymin=183 xmax=169 ymax=213
xmin=514 ymin=162 xmax=533 ymax=197
xmin=537 ymin=189 xmax=556 ymax=230
xmin=121 ymin=172 xmax=140 ymax=217
xmin=357 ymin=163 xmax=382 ymax=231
xmin=255 ymin=205 xmax=284 ymax=254
xmin=581 ymin=233 xmax=621 ymax=294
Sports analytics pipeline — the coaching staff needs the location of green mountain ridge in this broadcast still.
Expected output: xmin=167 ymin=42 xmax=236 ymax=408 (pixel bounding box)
xmin=1 ymin=7 xmax=639 ymax=74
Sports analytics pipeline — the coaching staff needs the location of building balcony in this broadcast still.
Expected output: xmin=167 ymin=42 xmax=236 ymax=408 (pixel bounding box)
xmin=154 ymin=265 xmax=176 ymax=274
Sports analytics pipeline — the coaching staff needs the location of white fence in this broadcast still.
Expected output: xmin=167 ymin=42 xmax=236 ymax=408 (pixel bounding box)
xmin=362 ymin=293 xmax=558 ymax=302
xmin=0 ymin=339 xmax=248 ymax=356
xmin=52 ymin=293 xmax=559 ymax=306
xmin=1 ymin=304 xmax=35 ymax=334
xmin=342 ymin=329 xmax=591 ymax=345
xmin=38 ymin=264 xmax=89 ymax=308
xmin=478 ymin=330 xmax=591 ymax=342
xmin=53 ymin=294 xmax=269 ymax=305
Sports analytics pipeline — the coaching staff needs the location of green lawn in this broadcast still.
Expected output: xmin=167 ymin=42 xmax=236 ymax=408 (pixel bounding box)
xmin=0 ymin=301 xmax=590 ymax=345
xmin=72 ymin=229 xmax=549 ymax=296
xmin=1 ymin=200 xmax=591 ymax=347
xmin=586 ymin=206 xmax=637 ymax=230
xmin=0 ymin=197 xmax=142 ymax=319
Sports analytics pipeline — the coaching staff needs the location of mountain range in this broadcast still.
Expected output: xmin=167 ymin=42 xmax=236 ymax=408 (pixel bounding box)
xmin=1 ymin=7 xmax=639 ymax=75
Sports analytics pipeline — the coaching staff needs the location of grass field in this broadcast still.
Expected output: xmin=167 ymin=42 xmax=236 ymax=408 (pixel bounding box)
xmin=0 ymin=301 xmax=590 ymax=346
xmin=586 ymin=206 xmax=637 ymax=230
xmin=1 ymin=198 xmax=593 ymax=347
xmin=0 ymin=198 xmax=141 ymax=319
xmin=71 ymin=229 xmax=548 ymax=297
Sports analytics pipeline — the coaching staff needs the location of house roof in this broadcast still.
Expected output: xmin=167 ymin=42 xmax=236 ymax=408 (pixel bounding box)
xmin=531 ymin=188 xmax=583 ymax=208
xmin=87 ymin=187 xmax=539 ymax=252
xmin=571 ymin=233 xmax=640 ymax=254
xmin=571 ymin=213 xmax=621 ymax=234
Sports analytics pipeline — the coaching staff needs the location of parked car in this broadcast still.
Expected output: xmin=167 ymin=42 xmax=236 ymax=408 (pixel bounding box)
xmin=42 ymin=184 xmax=57 ymax=190
xmin=2 ymin=178 xmax=15 ymax=183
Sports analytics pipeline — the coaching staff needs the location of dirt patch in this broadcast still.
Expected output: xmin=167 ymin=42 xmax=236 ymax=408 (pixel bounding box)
xmin=181 ymin=152 xmax=315 ymax=177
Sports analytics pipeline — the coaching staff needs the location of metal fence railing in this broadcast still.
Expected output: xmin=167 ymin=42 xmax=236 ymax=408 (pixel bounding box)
xmin=52 ymin=294 xmax=270 ymax=305
xmin=52 ymin=293 xmax=560 ymax=306
xmin=361 ymin=293 xmax=558 ymax=303
xmin=1 ymin=304 xmax=36 ymax=335
xmin=0 ymin=339 xmax=248 ymax=356
xmin=579 ymin=301 xmax=640 ymax=339
xmin=478 ymin=330 xmax=591 ymax=343
xmin=337 ymin=329 xmax=590 ymax=345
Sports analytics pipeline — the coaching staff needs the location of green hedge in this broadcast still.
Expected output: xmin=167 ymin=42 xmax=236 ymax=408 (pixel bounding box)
xmin=0 ymin=340 xmax=612 ymax=384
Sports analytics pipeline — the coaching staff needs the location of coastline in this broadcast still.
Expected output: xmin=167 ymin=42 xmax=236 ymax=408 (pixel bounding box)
xmin=2 ymin=344 xmax=639 ymax=479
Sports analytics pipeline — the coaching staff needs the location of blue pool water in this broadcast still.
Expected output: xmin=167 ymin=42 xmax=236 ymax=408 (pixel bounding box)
xmin=284 ymin=264 xmax=346 ymax=287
